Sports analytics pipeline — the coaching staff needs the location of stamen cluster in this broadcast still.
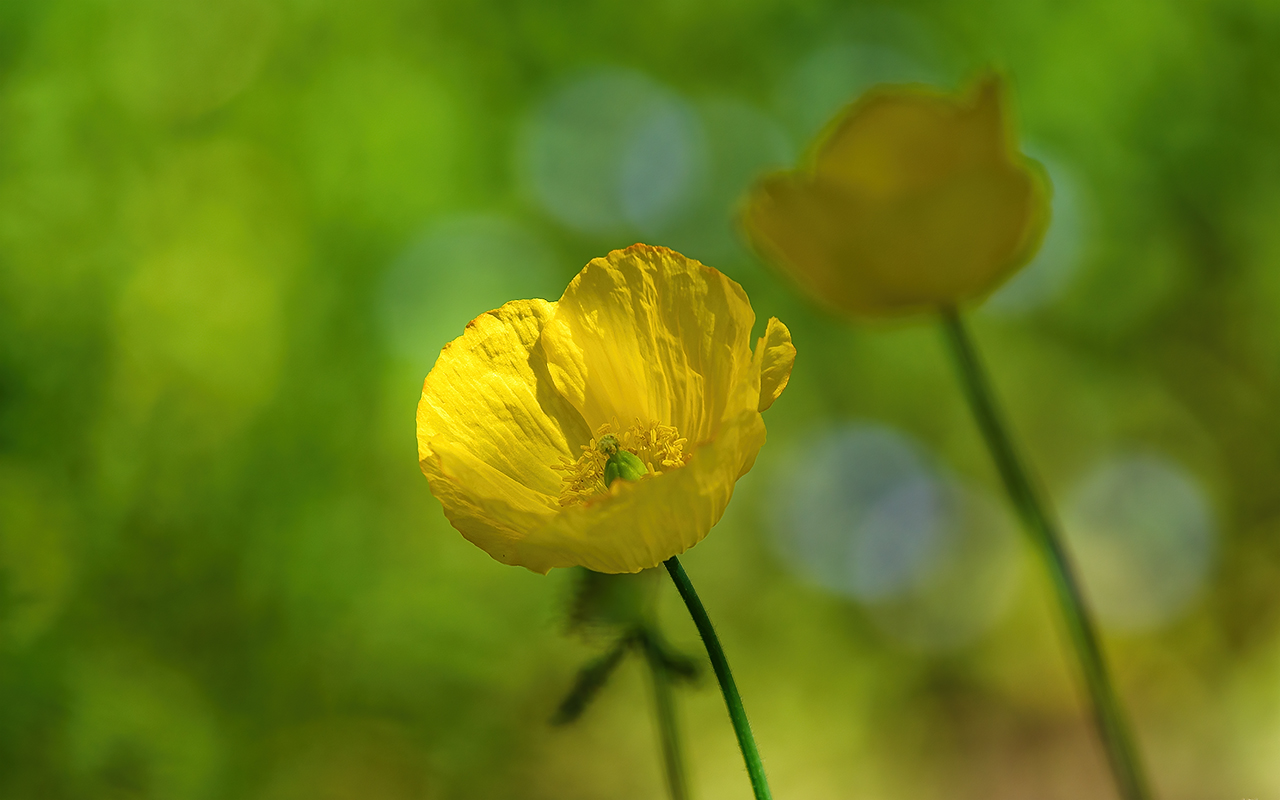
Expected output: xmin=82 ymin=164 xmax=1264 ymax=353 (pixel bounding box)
xmin=555 ymin=420 xmax=688 ymax=506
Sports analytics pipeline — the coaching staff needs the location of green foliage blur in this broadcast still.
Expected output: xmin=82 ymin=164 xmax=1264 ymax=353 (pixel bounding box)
xmin=2 ymin=1 xmax=1279 ymax=798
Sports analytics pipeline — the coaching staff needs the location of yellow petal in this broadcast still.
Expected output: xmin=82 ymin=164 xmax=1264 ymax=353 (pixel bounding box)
xmin=744 ymin=176 xmax=872 ymax=313
xmin=540 ymin=244 xmax=758 ymax=443
xmin=423 ymin=433 xmax=559 ymax=568
xmin=755 ymin=317 xmax=794 ymax=412
xmin=742 ymin=74 xmax=1051 ymax=317
xmin=815 ymin=75 xmax=1007 ymax=198
xmin=417 ymin=299 xmax=591 ymax=564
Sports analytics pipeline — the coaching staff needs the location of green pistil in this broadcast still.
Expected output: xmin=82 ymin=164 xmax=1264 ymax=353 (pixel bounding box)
xmin=604 ymin=450 xmax=647 ymax=486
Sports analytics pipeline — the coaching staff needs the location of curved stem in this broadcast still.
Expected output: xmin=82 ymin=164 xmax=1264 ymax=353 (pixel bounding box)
xmin=664 ymin=556 xmax=772 ymax=800
xmin=940 ymin=307 xmax=1152 ymax=800
xmin=640 ymin=631 xmax=691 ymax=800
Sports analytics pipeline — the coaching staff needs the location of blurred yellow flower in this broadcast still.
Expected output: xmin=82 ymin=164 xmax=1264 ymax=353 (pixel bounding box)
xmin=743 ymin=74 xmax=1050 ymax=317
xmin=417 ymin=244 xmax=794 ymax=574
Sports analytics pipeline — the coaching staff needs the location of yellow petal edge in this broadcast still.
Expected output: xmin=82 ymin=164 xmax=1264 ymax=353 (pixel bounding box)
xmin=417 ymin=244 xmax=794 ymax=574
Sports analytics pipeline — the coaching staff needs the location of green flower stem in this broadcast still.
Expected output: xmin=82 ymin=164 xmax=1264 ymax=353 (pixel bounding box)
xmin=640 ymin=632 xmax=691 ymax=800
xmin=664 ymin=556 xmax=772 ymax=800
xmin=939 ymin=307 xmax=1152 ymax=800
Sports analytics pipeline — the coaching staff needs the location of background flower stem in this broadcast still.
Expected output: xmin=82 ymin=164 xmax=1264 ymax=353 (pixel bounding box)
xmin=939 ymin=306 xmax=1153 ymax=800
xmin=640 ymin=630 xmax=692 ymax=800
xmin=663 ymin=557 xmax=772 ymax=800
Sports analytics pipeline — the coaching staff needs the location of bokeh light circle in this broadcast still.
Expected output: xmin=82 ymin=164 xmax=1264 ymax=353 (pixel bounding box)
xmin=769 ymin=424 xmax=943 ymax=601
xmin=768 ymin=423 xmax=1022 ymax=650
xmin=519 ymin=69 xmax=706 ymax=236
xmin=377 ymin=214 xmax=561 ymax=367
xmin=777 ymin=41 xmax=939 ymax=142
xmin=659 ymin=97 xmax=794 ymax=264
xmin=1063 ymin=453 xmax=1217 ymax=631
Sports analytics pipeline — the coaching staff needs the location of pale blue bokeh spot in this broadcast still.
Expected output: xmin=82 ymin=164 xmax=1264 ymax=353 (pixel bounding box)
xmin=520 ymin=69 xmax=705 ymax=236
xmin=378 ymin=214 xmax=561 ymax=367
xmin=1064 ymin=453 xmax=1217 ymax=631
xmin=768 ymin=422 xmax=1022 ymax=650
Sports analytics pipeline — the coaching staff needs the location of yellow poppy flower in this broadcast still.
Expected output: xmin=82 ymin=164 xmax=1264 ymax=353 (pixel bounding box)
xmin=417 ymin=244 xmax=795 ymax=574
xmin=742 ymin=74 xmax=1050 ymax=317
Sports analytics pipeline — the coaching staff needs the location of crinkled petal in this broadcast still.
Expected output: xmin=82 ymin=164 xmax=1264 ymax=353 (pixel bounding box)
xmin=755 ymin=317 xmax=794 ymax=412
xmin=516 ymin=408 xmax=768 ymax=574
xmin=540 ymin=244 xmax=757 ymax=443
xmin=422 ymin=435 xmax=560 ymax=570
xmin=417 ymin=299 xmax=592 ymax=560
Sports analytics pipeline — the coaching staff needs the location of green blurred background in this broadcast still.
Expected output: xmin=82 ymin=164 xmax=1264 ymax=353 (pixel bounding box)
xmin=2 ymin=0 xmax=1279 ymax=797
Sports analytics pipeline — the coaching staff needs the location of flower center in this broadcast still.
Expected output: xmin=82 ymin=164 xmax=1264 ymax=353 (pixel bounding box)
xmin=554 ymin=420 xmax=689 ymax=506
